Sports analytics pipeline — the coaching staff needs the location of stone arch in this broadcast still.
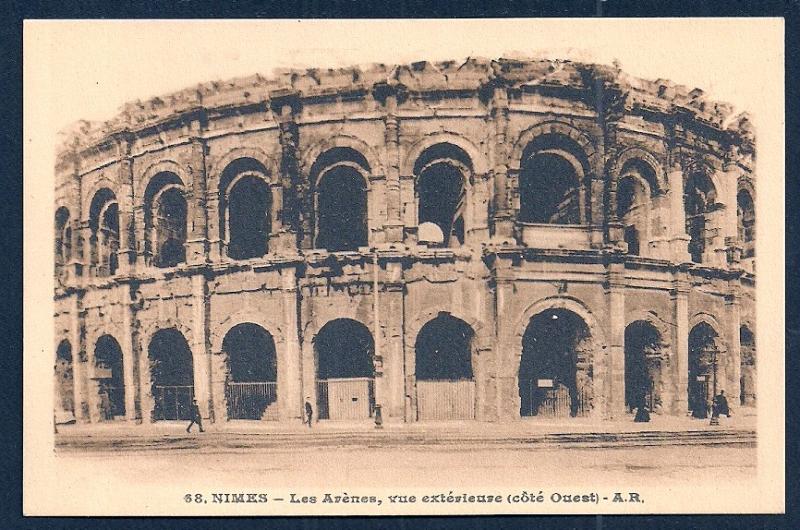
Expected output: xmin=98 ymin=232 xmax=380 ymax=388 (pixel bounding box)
xmin=512 ymin=295 xmax=607 ymax=358
xmin=141 ymin=318 xmax=194 ymax=354
xmin=509 ymin=121 xmax=598 ymax=172
xmin=299 ymin=135 xmax=384 ymax=178
xmin=407 ymin=308 xmax=488 ymax=356
xmin=211 ymin=309 xmax=285 ymax=354
xmin=608 ymin=147 xmax=668 ymax=197
xmin=54 ymin=339 xmax=75 ymax=418
xmin=688 ymin=317 xmax=725 ymax=418
xmin=208 ymin=146 xmax=279 ymax=194
xmin=739 ymin=322 xmax=756 ymax=406
xmin=221 ymin=322 xmax=279 ymax=420
xmin=92 ymin=334 xmax=126 ymax=420
xmin=143 ymin=173 xmax=188 ymax=267
xmin=401 ymin=132 xmax=488 ymax=176
xmin=625 ymin=310 xmax=671 ymax=348
xmin=311 ymin=148 xmax=371 ymax=251
xmin=313 ymin=317 xmax=376 ymax=420
xmin=146 ymin=326 xmax=195 ymax=421
xmin=88 ymin=187 xmax=120 ymax=275
xmin=81 ymin=177 xmax=119 ymax=222
xmin=54 ymin=206 xmax=72 ymax=269
xmin=217 ymin=157 xmax=274 ymax=259
xmin=624 ymin=319 xmax=666 ymax=413
xmin=136 ymin=159 xmax=190 ymax=204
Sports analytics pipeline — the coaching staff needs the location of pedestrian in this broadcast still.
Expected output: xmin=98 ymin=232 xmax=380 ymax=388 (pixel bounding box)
xmin=713 ymin=390 xmax=731 ymax=417
xmin=634 ymin=402 xmax=651 ymax=423
xmin=186 ymin=399 xmax=204 ymax=433
xmin=304 ymin=398 xmax=313 ymax=428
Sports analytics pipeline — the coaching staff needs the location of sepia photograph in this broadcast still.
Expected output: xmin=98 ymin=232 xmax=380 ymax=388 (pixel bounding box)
xmin=23 ymin=18 xmax=785 ymax=516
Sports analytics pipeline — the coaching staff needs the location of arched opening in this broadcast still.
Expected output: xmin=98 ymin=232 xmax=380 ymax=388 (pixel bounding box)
xmin=148 ymin=328 xmax=194 ymax=421
xmin=219 ymin=159 xmax=272 ymax=260
xmin=617 ymin=160 xmax=657 ymax=256
xmin=519 ymin=135 xmax=587 ymax=225
xmin=519 ymin=308 xmax=593 ymax=418
xmin=312 ymin=147 xmax=370 ymax=251
xmin=414 ymin=313 xmax=476 ymax=420
xmin=94 ymin=335 xmax=125 ymax=420
xmin=737 ymin=189 xmax=755 ymax=258
xmin=740 ymin=325 xmax=756 ymax=406
xmin=223 ymin=323 xmax=278 ymax=420
xmin=624 ymin=321 xmax=664 ymax=412
xmin=144 ymin=173 xmax=185 ymax=267
xmin=314 ymin=319 xmax=374 ymax=420
xmin=89 ymin=189 xmax=119 ymax=276
xmin=688 ymin=322 xmax=722 ymax=418
xmin=54 ymin=340 xmax=75 ymax=420
xmin=684 ymin=172 xmax=717 ymax=264
xmin=415 ymin=144 xmax=470 ymax=247
xmin=55 ymin=207 xmax=71 ymax=274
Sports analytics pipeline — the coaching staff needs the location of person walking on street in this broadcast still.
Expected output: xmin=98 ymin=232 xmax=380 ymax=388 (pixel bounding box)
xmin=304 ymin=398 xmax=313 ymax=428
xmin=186 ymin=399 xmax=204 ymax=433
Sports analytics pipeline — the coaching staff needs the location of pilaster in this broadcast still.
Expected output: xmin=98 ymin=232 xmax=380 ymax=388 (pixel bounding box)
xmin=671 ymin=266 xmax=690 ymax=414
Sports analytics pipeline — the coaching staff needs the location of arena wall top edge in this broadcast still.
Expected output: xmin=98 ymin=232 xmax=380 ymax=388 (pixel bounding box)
xmin=54 ymin=57 xmax=756 ymax=170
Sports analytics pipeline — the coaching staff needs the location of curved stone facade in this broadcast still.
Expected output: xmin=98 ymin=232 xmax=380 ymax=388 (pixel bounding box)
xmin=53 ymin=58 xmax=756 ymax=425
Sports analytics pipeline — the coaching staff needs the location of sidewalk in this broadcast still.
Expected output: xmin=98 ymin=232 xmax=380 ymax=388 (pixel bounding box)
xmin=55 ymin=409 xmax=756 ymax=452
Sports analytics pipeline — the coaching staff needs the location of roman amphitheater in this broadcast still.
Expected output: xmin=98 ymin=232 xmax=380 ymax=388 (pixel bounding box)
xmin=53 ymin=58 xmax=756 ymax=426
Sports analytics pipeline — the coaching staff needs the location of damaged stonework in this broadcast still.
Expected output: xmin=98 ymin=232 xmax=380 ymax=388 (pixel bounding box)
xmin=54 ymin=57 xmax=755 ymax=427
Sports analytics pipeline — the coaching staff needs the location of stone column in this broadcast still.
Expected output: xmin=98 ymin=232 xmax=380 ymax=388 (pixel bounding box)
xmin=494 ymin=271 xmax=516 ymax=421
xmin=383 ymin=92 xmax=403 ymax=243
xmin=138 ymin=330 xmax=154 ymax=423
xmin=116 ymin=154 xmax=136 ymax=275
xmin=186 ymin=138 xmax=209 ymax=265
xmin=725 ymin=277 xmax=742 ymax=408
xmin=281 ymin=265 xmax=303 ymax=421
xmin=383 ymin=259 xmax=405 ymax=419
xmin=190 ymin=274 xmax=212 ymax=420
xmin=605 ymin=261 xmax=627 ymax=419
xmin=671 ymin=266 xmax=690 ymax=414
xmin=119 ymin=284 xmax=139 ymax=421
xmin=273 ymin=95 xmax=304 ymax=250
xmin=668 ymin=162 xmax=691 ymax=262
xmin=69 ymin=295 xmax=88 ymax=421
xmin=81 ymin=221 xmax=93 ymax=284
xmin=490 ymin=87 xmax=514 ymax=241
xmin=68 ymin=169 xmax=84 ymax=283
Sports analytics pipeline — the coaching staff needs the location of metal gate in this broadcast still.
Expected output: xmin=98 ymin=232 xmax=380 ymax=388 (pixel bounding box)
xmin=153 ymin=385 xmax=194 ymax=420
xmin=226 ymin=382 xmax=278 ymax=420
xmin=317 ymin=378 xmax=374 ymax=420
xmin=521 ymin=380 xmax=589 ymax=418
xmin=416 ymin=380 xmax=475 ymax=420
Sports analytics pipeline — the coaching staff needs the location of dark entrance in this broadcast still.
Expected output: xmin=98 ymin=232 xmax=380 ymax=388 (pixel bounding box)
xmin=148 ymin=328 xmax=194 ymax=421
xmin=414 ymin=313 xmax=476 ymax=420
xmin=55 ymin=340 xmax=75 ymax=418
xmin=624 ymin=321 xmax=663 ymax=412
xmin=688 ymin=322 xmax=721 ymax=418
xmin=315 ymin=319 xmax=374 ymax=420
xmin=740 ymin=326 xmax=756 ymax=406
xmin=519 ymin=308 xmax=592 ymax=418
xmin=94 ymin=335 xmax=125 ymax=420
xmin=223 ymin=323 xmax=278 ymax=420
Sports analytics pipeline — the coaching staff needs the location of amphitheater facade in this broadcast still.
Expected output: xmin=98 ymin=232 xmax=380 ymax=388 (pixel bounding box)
xmin=53 ymin=58 xmax=756 ymax=426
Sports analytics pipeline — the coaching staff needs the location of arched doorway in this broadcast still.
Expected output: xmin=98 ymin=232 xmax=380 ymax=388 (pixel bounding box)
xmin=624 ymin=321 xmax=664 ymax=413
xmin=223 ymin=323 xmax=278 ymax=420
xmin=89 ymin=189 xmax=120 ymax=276
xmin=737 ymin=189 xmax=755 ymax=259
xmin=54 ymin=340 xmax=75 ymax=421
xmin=414 ymin=313 xmax=476 ymax=420
xmin=94 ymin=335 xmax=125 ymax=420
xmin=148 ymin=328 xmax=194 ymax=421
xmin=415 ymin=144 xmax=470 ymax=247
xmin=519 ymin=308 xmax=593 ymax=418
xmin=688 ymin=322 xmax=722 ymax=418
xmin=314 ymin=319 xmax=374 ymax=420
xmin=684 ymin=172 xmax=717 ymax=264
xmin=219 ymin=158 xmax=272 ymax=260
xmin=312 ymin=147 xmax=370 ymax=252
xmin=518 ymin=134 xmax=587 ymax=225
xmin=144 ymin=173 xmax=187 ymax=267
xmin=740 ymin=325 xmax=756 ymax=406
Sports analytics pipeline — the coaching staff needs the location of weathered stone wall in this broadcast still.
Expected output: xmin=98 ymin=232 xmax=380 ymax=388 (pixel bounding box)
xmin=53 ymin=58 xmax=756 ymax=425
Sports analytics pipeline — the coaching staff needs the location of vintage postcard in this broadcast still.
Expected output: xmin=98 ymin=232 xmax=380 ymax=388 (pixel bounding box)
xmin=23 ymin=18 xmax=785 ymax=515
